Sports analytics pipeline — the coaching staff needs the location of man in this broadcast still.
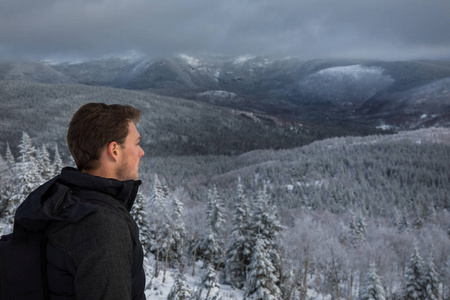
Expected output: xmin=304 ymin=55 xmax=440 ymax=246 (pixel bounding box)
xmin=13 ymin=103 xmax=146 ymax=299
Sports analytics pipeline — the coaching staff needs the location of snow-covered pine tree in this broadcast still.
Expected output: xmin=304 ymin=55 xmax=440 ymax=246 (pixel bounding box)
xmin=358 ymin=263 xmax=386 ymax=300
xmin=156 ymin=190 xmax=187 ymax=269
xmin=37 ymin=144 xmax=53 ymax=181
xmin=197 ymin=186 xmax=225 ymax=266
xmin=5 ymin=142 xmax=15 ymax=165
xmin=149 ymin=174 xmax=168 ymax=244
xmin=392 ymin=206 xmax=402 ymax=230
xmin=52 ymin=144 xmax=64 ymax=176
xmin=160 ymin=176 xmax=170 ymax=199
xmin=225 ymin=177 xmax=252 ymax=288
xmin=400 ymin=208 xmax=410 ymax=232
xmin=207 ymin=186 xmax=225 ymax=236
xmin=246 ymin=237 xmax=282 ymax=300
xmin=169 ymin=191 xmax=186 ymax=266
xmin=131 ymin=192 xmax=152 ymax=254
xmin=0 ymin=143 xmax=18 ymax=224
xmin=6 ymin=132 xmax=42 ymax=223
xmin=149 ymin=174 xmax=169 ymax=277
xmin=421 ymin=253 xmax=440 ymax=300
xmin=168 ymin=271 xmax=192 ymax=300
xmin=402 ymin=245 xmax=425 ymax=300
xmin=349 ymin=210 xmax=367 ymax=245
xmin=412 ymin=203 xmax=424 ymax=230
xmin=251 ymin=185 xmax=283 ymax=269
xmin=201 ymin=263 xmax=220 ymax=299
xmin=245 ymin=184 xmax=283 ymax=299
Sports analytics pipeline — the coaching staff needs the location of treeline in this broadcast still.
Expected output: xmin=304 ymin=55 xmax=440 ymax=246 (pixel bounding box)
xmin=0 ymin=132 xmax=65 ymax=224
xmin=147 ymin=128 xmax=450 ymax=218
xmin=1 ymin=130 xmax=450 ymax=299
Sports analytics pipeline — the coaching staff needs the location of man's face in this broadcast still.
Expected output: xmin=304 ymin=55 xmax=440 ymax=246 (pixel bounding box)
xmin=116 ymin=121 xmax=145 ymax=181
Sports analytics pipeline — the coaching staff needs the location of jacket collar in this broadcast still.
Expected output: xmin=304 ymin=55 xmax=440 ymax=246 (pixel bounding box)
xmin=59 ymin=167 xmax=141 ymax=211
xmin=14 ymin=167 xmax=142 ymax=232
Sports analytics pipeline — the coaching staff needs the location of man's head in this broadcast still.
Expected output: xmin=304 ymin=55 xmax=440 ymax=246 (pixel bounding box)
xmin=67 ymin=103 xmax=145 ymax=180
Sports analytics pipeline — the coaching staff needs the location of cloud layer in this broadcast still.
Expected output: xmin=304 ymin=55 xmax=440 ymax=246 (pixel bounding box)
xmin=1 ymin=0 xmax=449 ymax=61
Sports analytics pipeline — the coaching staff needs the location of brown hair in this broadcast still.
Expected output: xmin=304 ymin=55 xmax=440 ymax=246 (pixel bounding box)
xmin=67 ymin=103 xmax=141 ymax=171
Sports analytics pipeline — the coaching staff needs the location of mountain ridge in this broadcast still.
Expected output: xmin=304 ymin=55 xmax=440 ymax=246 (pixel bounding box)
xmin=1 ymin=55 xmax=449 ymax=136
xmin=48 ymin=55 xmax=450 ymax=130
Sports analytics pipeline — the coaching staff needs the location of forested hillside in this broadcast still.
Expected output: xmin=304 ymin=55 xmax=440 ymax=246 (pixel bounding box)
xmin=0 ymin=80 xmax=370 ymax=159
xmin=1 ymin=128 xmax=449 ymax=299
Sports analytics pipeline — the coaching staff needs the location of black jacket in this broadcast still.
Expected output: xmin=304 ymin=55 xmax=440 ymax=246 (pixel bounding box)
xmin=14 ymin=167 xmax=146 ymax=300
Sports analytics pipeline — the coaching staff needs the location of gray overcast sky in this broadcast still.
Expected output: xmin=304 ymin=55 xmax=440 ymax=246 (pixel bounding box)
xmin=1 ymin=0 xmax=450 ymax=61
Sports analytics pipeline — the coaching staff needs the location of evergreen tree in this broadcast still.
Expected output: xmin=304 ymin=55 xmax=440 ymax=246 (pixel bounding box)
xmin=421 ymin=254 xmax=440 ymax=300
xmin=37 ymin=144 xmax=53 ymax=180
xmin=206 ymin=186 xmax=225 ymax=235
xmin=201 ymin=263 xmax=220 ymax=297
xmin=251 ymin=185 xmax=283 ymax=267
xmin=412 ymin=204 xmax=424 ymax=230
xmin=169 ymin=192 xmax=186 ymax=266
xmin=349 ymin=210 xmax=367 ymax=245
xmin=358 ymin=263 xmax=386 ymax=300
xmin=246 ymin=185 xmax=283 ymax=299
xmin=52 ymin=144 xmax=64 ymax=176
xmin=7 ymin=132 xmax=42 ymax=222
xmin=197 ymin=186 xmax=225 ymax=266
xmin=149 ymin=174 xmax=168 ymax=246
xmin=131 ymin=192 xmax=152 ymax=254
xmin=392 ymin=206 xmax=402 ymax=229
xmin=155 ymin=191 xmax=187 ymax=267
xmin=402 ymin=245 xmax=425 ymax=300
xmin=225 ymin=178 xmax=252 ymax=288
xmin=400 ymin=208 xmax=410 ymax=232
xmin=168 ymin=271 xmax=192 ymax=300
xmin=5 ymin=142 xmax=15 ymax=165
xmin=246 ymin=238 xmax=282 ymax=300
xmin=148 ymin=174 xmax=169 ymax=277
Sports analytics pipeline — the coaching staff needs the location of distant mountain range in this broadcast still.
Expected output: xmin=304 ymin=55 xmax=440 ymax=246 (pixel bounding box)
xmin=2 ymin=55 xmax=450 ymax=131
xmin=1 ymin=55 xmax=449 ymax=156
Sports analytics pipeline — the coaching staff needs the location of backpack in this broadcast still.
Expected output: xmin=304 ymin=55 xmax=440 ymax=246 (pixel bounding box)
xmin=0 ymin=224 xmax=49 ymax=300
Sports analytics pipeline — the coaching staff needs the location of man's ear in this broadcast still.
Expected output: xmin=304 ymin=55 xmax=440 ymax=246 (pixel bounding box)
xmin=106 ymin=141 xmax=120 ymax=162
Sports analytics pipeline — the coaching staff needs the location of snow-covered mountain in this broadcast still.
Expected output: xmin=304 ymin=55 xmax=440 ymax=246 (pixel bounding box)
xmin=2 ymin=55 xmax=450 ymax=130
xmin=0 ymin=60 xmax=73 ymax=84
xmin=297 ymin=64 xmax=395 ymax=105
xmin=51 ymin=55 xmax=450 ymax=129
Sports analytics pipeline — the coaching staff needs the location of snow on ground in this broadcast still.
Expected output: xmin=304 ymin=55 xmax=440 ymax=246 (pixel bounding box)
xmin=144 ymin=254 xmax=245 ymax=299
xmin=314 ymin=64 xmax=386 ymax=80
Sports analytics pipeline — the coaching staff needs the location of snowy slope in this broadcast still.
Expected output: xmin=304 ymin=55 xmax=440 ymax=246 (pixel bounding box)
xmin=297 ymin=65 xmax=394 ymax=104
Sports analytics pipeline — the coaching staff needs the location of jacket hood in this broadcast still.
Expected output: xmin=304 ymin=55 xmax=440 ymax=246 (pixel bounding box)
xmin=14 ymin=167 xmax=141 ymax=232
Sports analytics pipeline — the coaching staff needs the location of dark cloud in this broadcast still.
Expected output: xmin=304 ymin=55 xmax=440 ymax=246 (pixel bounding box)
xmin=0 ymin=0 xmax=449 ymax=61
